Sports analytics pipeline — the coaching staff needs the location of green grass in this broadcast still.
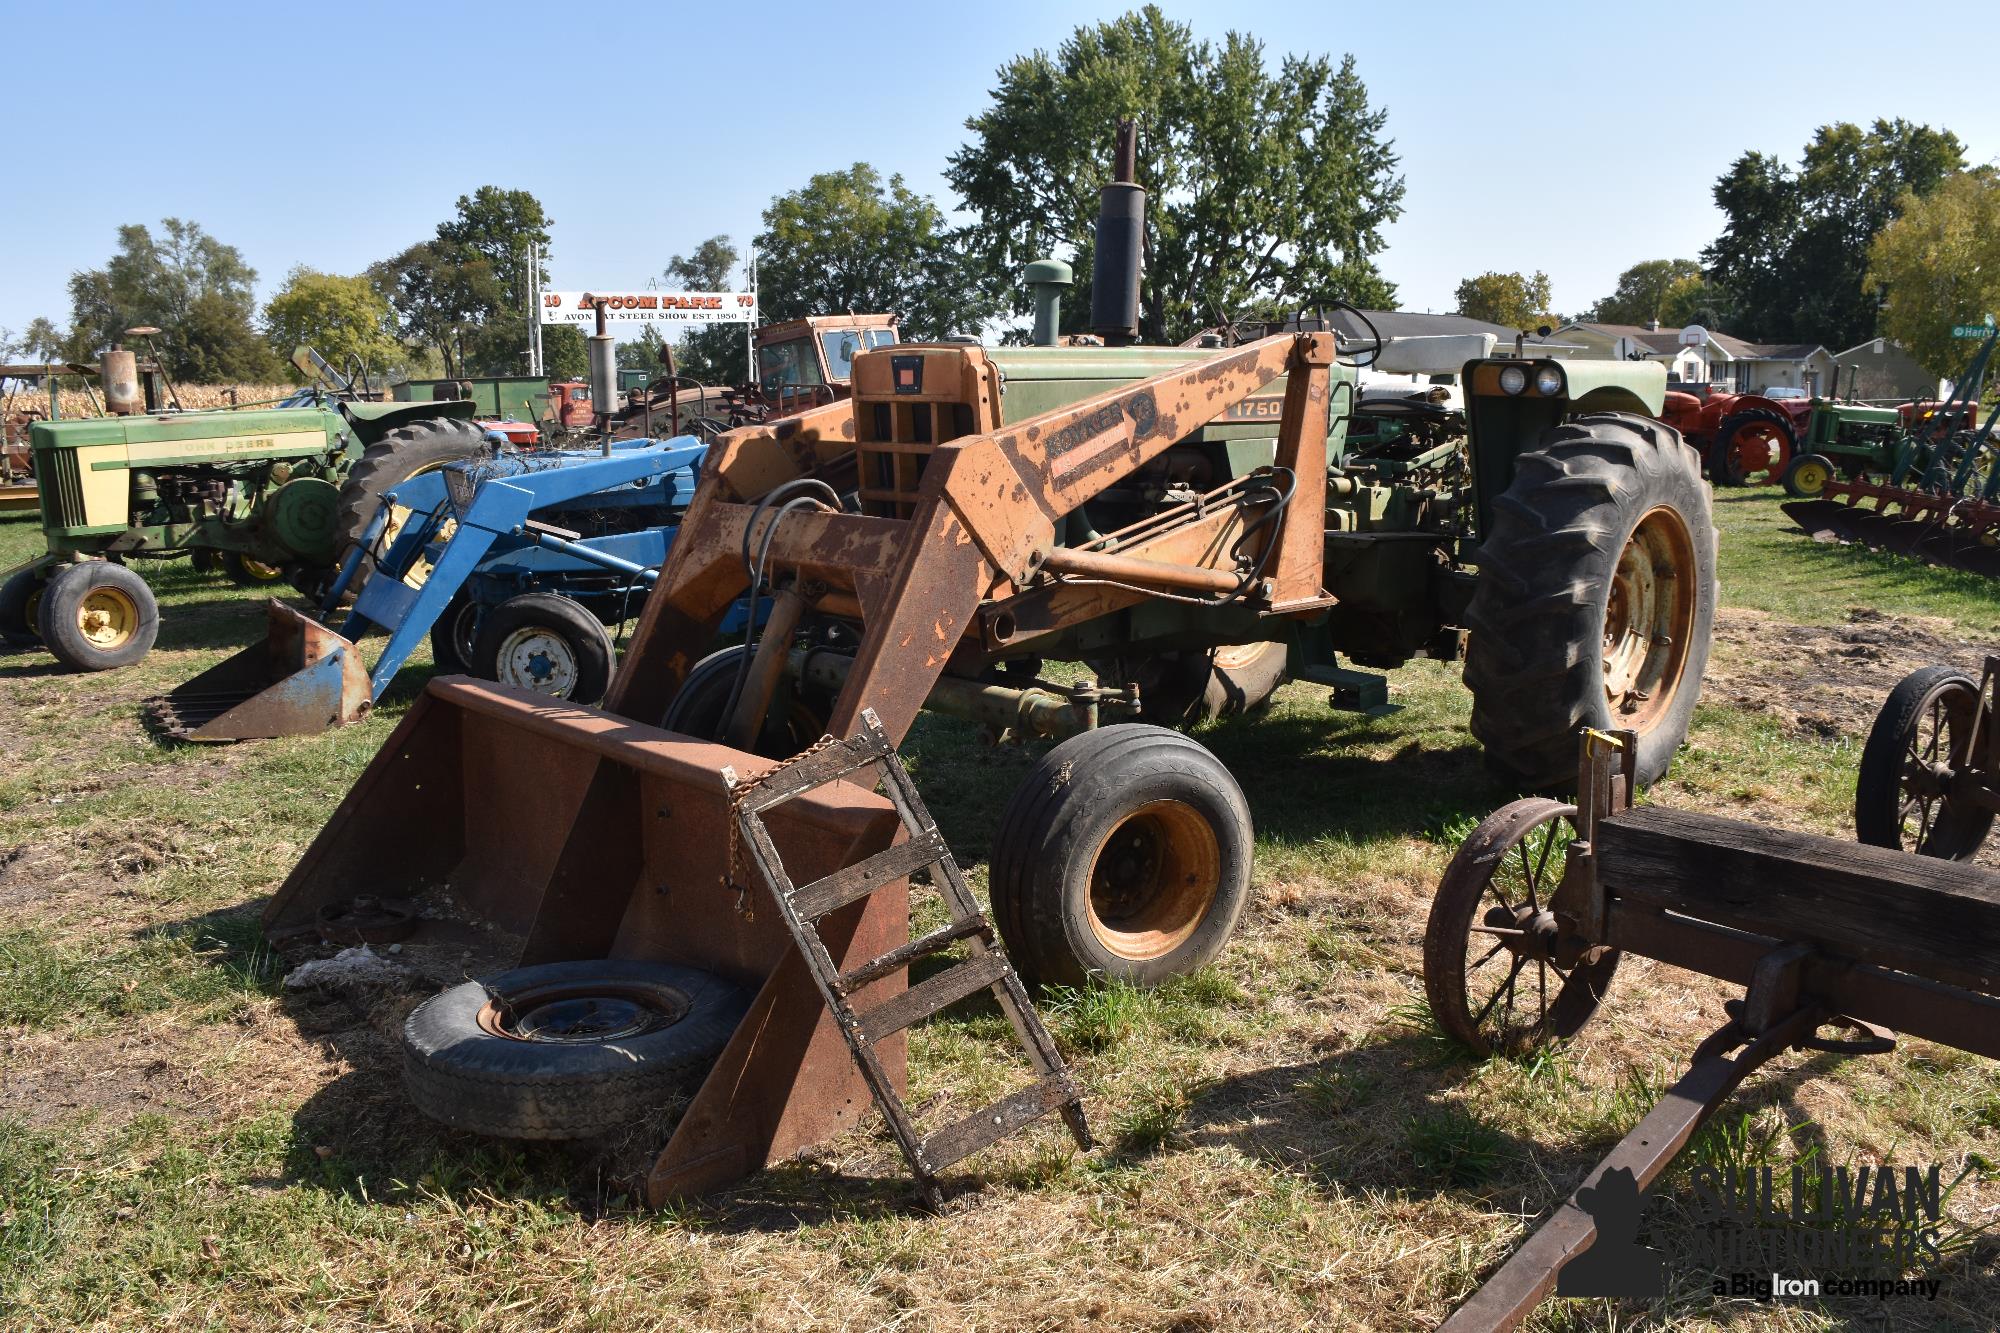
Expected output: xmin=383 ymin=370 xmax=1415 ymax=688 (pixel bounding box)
xmin=6 ymin=487 xmax=2000 ymax=1329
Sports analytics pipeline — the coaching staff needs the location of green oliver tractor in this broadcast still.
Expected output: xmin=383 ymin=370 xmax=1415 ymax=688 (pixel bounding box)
xmin=1 ymin=383 xmax=491 ymax=671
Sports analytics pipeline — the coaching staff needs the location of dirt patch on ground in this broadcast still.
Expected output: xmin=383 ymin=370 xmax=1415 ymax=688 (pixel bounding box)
xmin=1706 ymin=605 xmax=1988 ymax=742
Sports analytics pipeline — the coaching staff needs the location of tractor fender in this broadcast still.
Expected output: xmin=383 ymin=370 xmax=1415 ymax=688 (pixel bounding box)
xmin=339 ymin=398 xmax=478 ymax=448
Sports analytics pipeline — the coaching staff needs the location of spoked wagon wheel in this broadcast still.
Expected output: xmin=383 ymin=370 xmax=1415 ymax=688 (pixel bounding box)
xmin=1423 ymin=797 xmax=1620 ymax=1057
xmin=1856 ymin=666 xmax=1995 ymax=861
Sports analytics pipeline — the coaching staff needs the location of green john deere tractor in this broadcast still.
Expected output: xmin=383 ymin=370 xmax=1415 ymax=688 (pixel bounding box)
xmin=1 ymin=356 xmax=490 ymax=671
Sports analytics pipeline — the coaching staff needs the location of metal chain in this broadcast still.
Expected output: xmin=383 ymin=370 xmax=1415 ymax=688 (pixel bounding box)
xmin=721 ymin=731 xmax=849 ymax=918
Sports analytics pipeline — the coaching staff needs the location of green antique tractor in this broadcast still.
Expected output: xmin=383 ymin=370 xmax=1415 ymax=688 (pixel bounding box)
xmin=1 ymin=354 xmax=490 ymax=671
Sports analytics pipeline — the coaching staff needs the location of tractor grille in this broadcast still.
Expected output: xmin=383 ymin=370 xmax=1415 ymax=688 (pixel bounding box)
xmin=38 ymin=449 xmax=85 ymax=530
xmin=856 ymin=400 xmax=978 ymax=518
xmin=851 ymin=347 xmax=1001 ymax=519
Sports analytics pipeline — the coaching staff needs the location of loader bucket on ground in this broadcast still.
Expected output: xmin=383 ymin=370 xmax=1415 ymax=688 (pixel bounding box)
xmin=143 ymin=600 xmax=370 ymax=742
xmin=262 ymin=677 xmax=910 ymax=1204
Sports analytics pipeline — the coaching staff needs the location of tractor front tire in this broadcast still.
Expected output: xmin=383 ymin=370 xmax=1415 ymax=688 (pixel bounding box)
xmin=990 ymin=724 xmax=1253 ymax=990
xmin=332 ymin=417 xmax=490 ymax=590
xmin=403 ymin=959 xmax=749 ymax=1140
xmin=1464 ymin=413 xmax=1717 ymax=791
xmin=0 ymin=566 xmax=46 ymax=647
xmin=36 ymin=560 xmax=160 ymax=672
xmin=471 ymin=593 xmax=616 ymax=704
xmin=1781 ymin=453 xmax=1836 ymax=499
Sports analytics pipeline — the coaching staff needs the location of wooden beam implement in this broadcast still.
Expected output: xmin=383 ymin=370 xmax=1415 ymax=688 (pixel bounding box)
xmin=1440 ymin=730 xmax=2000 ymax=1330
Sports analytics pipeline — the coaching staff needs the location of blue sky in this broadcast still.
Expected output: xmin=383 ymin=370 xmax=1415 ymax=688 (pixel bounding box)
xmin=3 ymin=0 xmax=1994 ymax=339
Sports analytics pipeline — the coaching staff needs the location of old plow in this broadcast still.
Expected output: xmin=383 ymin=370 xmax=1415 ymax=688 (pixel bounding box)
xmin=1428 ymin=731 xmax=2000 ymax=1329
xmin=1784 ymin=328 xmax=2000 ymax=573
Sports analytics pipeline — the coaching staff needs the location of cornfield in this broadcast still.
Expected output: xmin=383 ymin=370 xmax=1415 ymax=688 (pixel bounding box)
xmin=1 ymin=383 xmax=296 ymax=420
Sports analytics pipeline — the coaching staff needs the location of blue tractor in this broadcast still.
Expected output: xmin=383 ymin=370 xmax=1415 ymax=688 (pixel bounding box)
xmin=145 ymin=437 xmax=729 ymax=741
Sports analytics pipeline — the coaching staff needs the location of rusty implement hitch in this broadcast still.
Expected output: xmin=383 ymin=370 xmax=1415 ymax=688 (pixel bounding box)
xmin=143 ymin=600 xmax=370 ymax=741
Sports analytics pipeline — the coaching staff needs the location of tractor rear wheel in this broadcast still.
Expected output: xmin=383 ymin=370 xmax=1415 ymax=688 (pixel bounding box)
xmin=332 ymin=417 xmax=490 ymax=593
xmin=0 ymin=566 xmax=46 ymax=647
xmin=1708 ymin=407 xmax=1793 ymax=486
xmin=990 ymin=724 xmax=1253 ymax=989
xmin=660 ymin=645 xmax=833 ymax=759
xmin=429 ymin=594 xmax=481 ymax=675
xmin=1464 ymin=413 xmax=1716 ymax=791
xmin=36 ymin=560 xmax=160 ymax=672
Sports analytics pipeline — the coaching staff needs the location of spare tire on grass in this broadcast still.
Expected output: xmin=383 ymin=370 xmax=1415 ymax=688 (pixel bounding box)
xmin=403 ymin=959 xmax=749 ymax=1140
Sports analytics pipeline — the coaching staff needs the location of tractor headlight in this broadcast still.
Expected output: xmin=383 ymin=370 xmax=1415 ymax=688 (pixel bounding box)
xmin=1498 ymin=365 xmax=1528 ymax=395
xmin=1534 ymin=366 xmax=1565 ymax=397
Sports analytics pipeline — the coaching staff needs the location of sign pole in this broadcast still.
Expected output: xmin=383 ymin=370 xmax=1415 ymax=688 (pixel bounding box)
xmin=746 ymin=246 xmax=757 ymax=383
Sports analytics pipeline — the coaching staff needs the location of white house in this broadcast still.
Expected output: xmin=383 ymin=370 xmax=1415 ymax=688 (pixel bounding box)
xmin=1550 ymin=322 xmax=1836 ymax=396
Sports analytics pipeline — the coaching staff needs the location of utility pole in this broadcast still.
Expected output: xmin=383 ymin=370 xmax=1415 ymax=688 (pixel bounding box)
xmin=745 ymin=246 xmax=757 ymax=382
xmin=525 ymin=245 xmax=545 ymax=377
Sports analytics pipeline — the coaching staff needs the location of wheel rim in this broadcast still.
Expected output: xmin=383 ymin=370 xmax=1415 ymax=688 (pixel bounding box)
xmin=1602 ymin=505 xmax=1696 ymax=737
xmin=496 ymin=626 xmax=579 ymax=696
xmin=1792 ymin=459 xmax=1830 ymax=496
xmin=1084 ymin=799 xmax=1221 ymax=961
xmin=239 ymin=556 xmax=285 ymax=583
xmin=1428 ymin=799 xmax=1619 ymax=1056
xmin=76 ymin=586 xmax=139 ymax=649
xmin=478 ymin=981 xmax=690 ymax=1043
xmin=1896 ymin=680 xmax=1982 ymax=855
xmin=1726 ymin=422 xmax=1788 ymax=480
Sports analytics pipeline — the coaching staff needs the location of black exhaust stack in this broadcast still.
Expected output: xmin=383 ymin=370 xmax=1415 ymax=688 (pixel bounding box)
xmin=1089 ymin=118 xmax=1145 ymax=346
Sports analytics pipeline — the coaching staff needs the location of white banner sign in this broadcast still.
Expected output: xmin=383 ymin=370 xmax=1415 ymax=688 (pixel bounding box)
xmin=540 ymin=290 xmax=757 ymax=327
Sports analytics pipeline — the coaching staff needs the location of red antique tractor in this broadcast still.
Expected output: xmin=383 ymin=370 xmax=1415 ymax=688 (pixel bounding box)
xmin=1660 ymin=385 xmax=1809 ymax=486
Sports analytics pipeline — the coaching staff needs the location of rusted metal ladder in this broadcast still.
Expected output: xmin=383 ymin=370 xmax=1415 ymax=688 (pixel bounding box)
xmin=724 ymin=708 xmax=1092 ymax=1207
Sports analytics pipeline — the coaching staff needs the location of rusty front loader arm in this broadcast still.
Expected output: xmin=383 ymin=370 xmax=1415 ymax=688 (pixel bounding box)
xmin=607 ymin=332 xmax=1337 ymax=744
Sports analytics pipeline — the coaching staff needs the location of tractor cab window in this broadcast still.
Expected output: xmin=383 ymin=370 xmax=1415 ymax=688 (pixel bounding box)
xmin=820 ymin=330 xmax=864 ymax=382
xmin=757 ymin=337 xmax=824 ymax=395
xmin=866 ymin=328 xmax=898 ymax=350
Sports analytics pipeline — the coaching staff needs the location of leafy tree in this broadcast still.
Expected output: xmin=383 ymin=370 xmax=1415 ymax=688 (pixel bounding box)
xmin=663 ymin=236 xmax=747 ymax=385
xmin=1867 ymin=170 xmax=2000 ymax=377
xmin=263 ymin=268 xmax=403 ymax=383
xmin=946 ymin=7 xmax=1404 ymax=341
xmin=1658 ymin=274 xmax=1731 ymax=331
xmin=1454 ymin=271 xmax=1553 ymax=328
xmin=617 ymin=326 xmax=670 ymax=375
xmin=64 ymin=218 xmax=281 ymax=381
xmin=376 ymin=187 xmax=555 ymax=378
xmin=543 ymin=326 xmax=586 ymax=381
xmin=19 ymin=317 xmax=78 ymax=362
xmin=1589 ymin=259 xmax=1703 ymax=327
xmin=755 ymin=166 xmax=991 ymax=340
xmin=1703 ymin=119 xmax=1964 ymax=348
